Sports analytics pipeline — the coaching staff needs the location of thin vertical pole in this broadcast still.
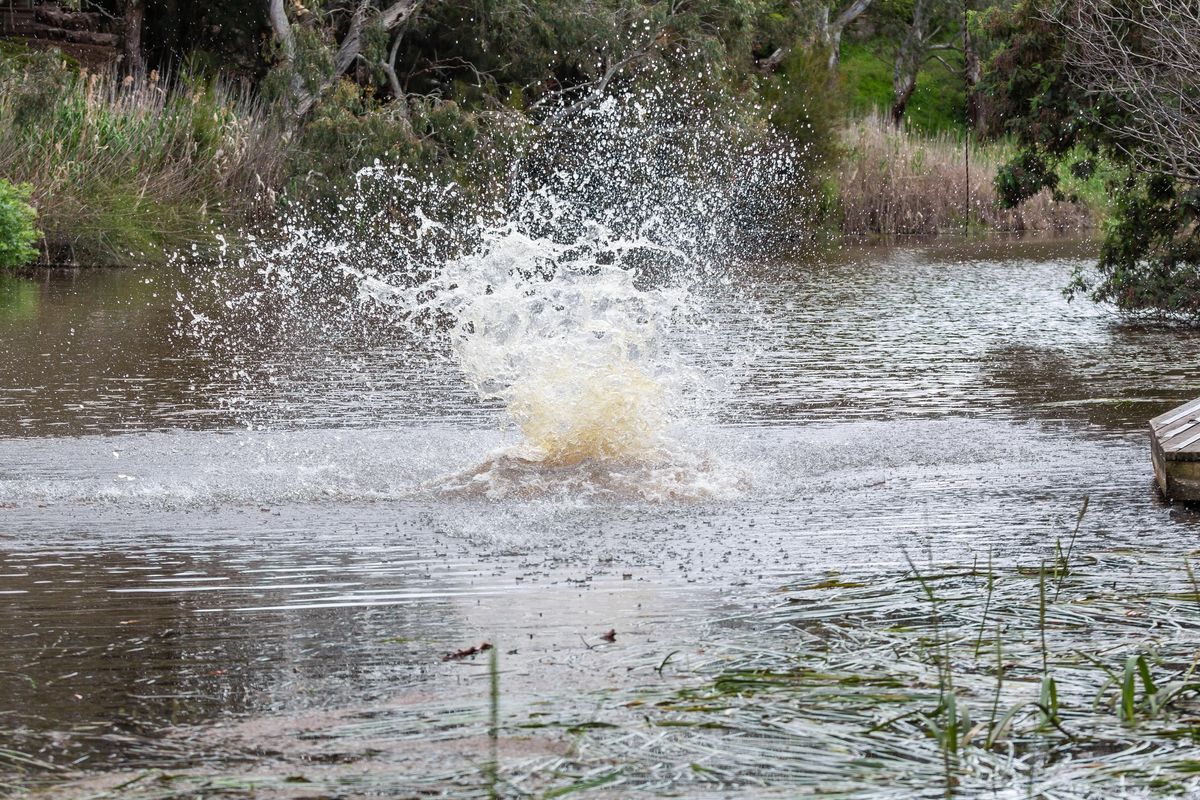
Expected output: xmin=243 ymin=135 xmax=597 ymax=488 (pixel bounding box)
xmin=964 ymin=128 xmax=970 ymax=237
xmin=963 ymin=0 xmax=970 ymax=237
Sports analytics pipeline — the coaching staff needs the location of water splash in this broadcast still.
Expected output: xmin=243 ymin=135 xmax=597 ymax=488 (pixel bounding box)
xmin=179 ymin=89 xmax=801 ymax=499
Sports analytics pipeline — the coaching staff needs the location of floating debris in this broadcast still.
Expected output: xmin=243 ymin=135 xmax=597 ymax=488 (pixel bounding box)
xmin=442 ymin=642 xmax=493 ymax=662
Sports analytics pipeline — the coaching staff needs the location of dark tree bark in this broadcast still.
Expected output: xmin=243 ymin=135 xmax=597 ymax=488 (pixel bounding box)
xmin=122 ymin=0 xmax=144 ymax=77
xmin=961 ymin=1 xmax=982 ymax=129
xmin=889 ymin=0 xmax=953 ymax=126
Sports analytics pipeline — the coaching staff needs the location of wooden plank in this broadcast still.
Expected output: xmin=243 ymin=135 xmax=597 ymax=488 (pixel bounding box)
xmin=1163 ymin=417 xmax=1200 ymax=441
xmin=1152 ymin=396 xmax=1200 ymax=430
xmin=1168 ymin=430 xmax=1200 ymax=453
xmin=1152 ymin=400 xmax=1200 ymax=502
xmin=1161 ymin=419 xmax=1200 ymax=460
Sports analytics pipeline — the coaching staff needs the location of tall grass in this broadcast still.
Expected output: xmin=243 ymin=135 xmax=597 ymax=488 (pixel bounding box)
xmin=838 ymin=113 xmax=1095 ymax=236
xmin=0 ymin=53 xmax=287 ymax=264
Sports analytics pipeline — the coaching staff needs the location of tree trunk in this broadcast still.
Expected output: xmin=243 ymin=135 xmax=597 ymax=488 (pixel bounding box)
xmin=821 ymin=0 xmax=874 ymax=72
xmin=962 ymin=4 xmax=982 ymax=130
xmin=890 ymin=73 xmax=917 ymax=126
xmin=890 ymin=0 xmax=930 ymax=127
xmin=826 ymin=26 xmax=844 ymax=72
xmin=122 ymin=0 xmax=144 ymax=77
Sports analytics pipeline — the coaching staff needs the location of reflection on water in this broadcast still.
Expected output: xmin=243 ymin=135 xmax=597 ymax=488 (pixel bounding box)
xmin=2 ymin=238 xmax=1200 ymax=792
xmin=2 ymin=240 xmax=1196 ymax=439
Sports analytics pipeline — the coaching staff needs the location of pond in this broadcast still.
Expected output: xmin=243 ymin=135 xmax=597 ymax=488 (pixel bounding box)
xmin=2 ymin=238 xmax=1199 ymax=798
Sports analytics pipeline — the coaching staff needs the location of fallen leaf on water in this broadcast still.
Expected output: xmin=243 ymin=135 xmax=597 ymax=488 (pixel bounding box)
xmin=443 ymin=642 xmax=493 ymax=661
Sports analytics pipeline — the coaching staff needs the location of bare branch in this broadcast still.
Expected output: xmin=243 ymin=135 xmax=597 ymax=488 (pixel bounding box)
xmin=1055 ymin=0 xmax=1200 ymax=182
xmin=538 ymin=41 xmax=656 ymax=129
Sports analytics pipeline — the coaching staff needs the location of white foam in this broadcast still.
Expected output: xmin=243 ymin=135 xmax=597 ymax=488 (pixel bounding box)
xmin=177 ymin=90 xmax=801 ymax=499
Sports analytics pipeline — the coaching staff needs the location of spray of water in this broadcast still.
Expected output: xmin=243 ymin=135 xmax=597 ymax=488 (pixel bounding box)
xmin=179 ymin=88 xmax=802 ymax=500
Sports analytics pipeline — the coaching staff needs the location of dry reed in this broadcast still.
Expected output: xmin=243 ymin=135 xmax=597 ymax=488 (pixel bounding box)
xmin=0 ymin=60 xmax=287 ymax=264
xmin=838 ymin=113 xmax=1094 ymax=236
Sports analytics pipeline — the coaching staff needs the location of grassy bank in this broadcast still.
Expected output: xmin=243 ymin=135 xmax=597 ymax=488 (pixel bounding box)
xmin=837 ymin=114 xmax=1097 ymax=237
xmin=0 ymin=48 xmax=285 ymax=265
xmin=0 ymin=52 xmax=1105 ymax=268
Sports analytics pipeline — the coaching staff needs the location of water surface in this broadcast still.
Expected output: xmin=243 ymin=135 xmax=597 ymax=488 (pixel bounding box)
xmin=2 ymin=239 xmax=1198 ymax=796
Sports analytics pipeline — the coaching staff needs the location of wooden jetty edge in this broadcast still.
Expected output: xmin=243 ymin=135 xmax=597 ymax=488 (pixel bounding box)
xmin=1151 ymin=397 xmax=1200 ymax=502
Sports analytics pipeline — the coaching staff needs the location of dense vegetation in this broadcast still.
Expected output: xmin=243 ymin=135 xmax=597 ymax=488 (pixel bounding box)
xmin=0 ymin=178 xmax=38 ymax=269
xmin=0 ymin=0 xmax=1196 ymax=319
xmin=984 ymin=0 xmax=1200 ymax=321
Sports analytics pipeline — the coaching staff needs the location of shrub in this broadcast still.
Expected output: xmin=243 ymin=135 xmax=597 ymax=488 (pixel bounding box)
xmin=0 ymin=45 xmax=287 ymax=264
xmin=0 ymin=179 xmax=38 ymax=269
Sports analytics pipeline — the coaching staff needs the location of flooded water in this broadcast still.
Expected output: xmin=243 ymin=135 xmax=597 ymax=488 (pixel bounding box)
xmin=2 ymin=239 xmax=1199 ymax=798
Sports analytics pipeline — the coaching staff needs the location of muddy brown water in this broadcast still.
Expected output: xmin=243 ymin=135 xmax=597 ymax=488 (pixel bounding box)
xmin=1 ymin=238 xmax=1199 ymax=795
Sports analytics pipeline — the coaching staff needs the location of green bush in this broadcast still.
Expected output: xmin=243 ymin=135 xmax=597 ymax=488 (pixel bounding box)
xmin=0 ymin=179 xmax=38 ymax=269
xmin=0 ymin=46 xmax=285 ymax=265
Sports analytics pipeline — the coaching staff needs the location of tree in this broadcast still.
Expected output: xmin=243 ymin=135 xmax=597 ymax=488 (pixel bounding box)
xmin=121 ymin=0 xmax=144 ymax=76
xmin=888 ymin=0 xmax=955 ymax=126
xmin=960 ymin=0 xmax=981 ymax=129
xmin=817 ymin=0 xmax=874 ymax=70
xmin=1061 ymin=0 xmax=1200 ymax=183
xmin=984 ymin=0 xmax=1200 ymax=321
xmin=757 ymin=0 xmax=874 ymax=74
xmin=266 ymin=0 xmax=422 ymax=119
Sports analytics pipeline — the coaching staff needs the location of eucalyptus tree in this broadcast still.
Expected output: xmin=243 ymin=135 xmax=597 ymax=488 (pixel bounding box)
xmin=757 ymin=0 xmax=874 ymax=73
xmin=817 ymin=0 xmax=874 ymax=69
xmin=266 ymin=0 xmax=422 ymax=119
xmin=884 ymin=0 xmax=959 ymax=126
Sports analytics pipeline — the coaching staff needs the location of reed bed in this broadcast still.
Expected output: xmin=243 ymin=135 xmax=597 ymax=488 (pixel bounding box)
xmin=0 ymin=58 xmax=286 ymax=264
xmin=838 ymin=114 xmax=1095 ymax=236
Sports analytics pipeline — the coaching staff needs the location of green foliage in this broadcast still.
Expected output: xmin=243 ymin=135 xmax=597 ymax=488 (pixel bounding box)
xmin=397 ymin=0 xmax=804 ymax=111
xmin=994 ymin=149 xmax=1058 ymax=207
xmin=763 ymin=46 xmax=844 ymax=174
xmin=0 ymin=46 xmax=285 ymax=264
xmin=272 ymin=0 xmax=822 ymax=223
xmin=1069 ymin=174 xmax=1200 ymax=320
xmin=984 ymin=1 xmax=1200 ymax=321
xmin=0 ymin=179 xmax=39 ymax=269
xmin=7 ymin=0 xmax=1080 ymax=266
xmin=287 ymin=77 xmax=527 ymax=213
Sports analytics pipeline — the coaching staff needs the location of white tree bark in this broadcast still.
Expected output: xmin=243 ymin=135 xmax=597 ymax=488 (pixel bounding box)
xmin=757 ymin=0 xmax=874 ymax=75
xmin=267 ymin=0 xmax=424 ymax=120
xmin=821 ymin=0 xmax=874 ymax=71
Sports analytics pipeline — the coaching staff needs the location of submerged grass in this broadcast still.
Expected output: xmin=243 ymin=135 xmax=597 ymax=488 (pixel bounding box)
xmin=838 ymin=114 xmax=1096 ymax=237
xmin=22 ymin=548 xmax=1200 ymax=799
xmin=613 ymin=558 xmax=1200 ymax=797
